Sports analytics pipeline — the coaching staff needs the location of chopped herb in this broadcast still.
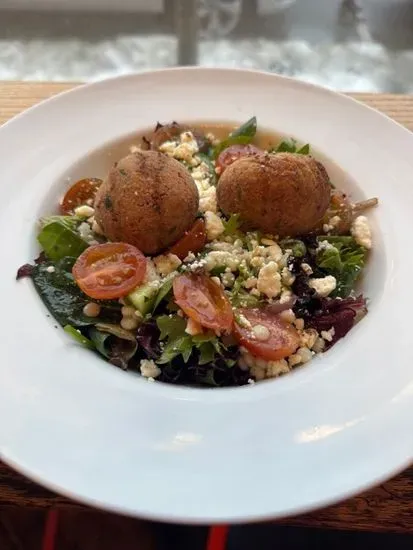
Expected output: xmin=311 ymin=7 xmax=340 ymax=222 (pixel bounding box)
xmin=223 ymin=213 xmax=241 ymax=235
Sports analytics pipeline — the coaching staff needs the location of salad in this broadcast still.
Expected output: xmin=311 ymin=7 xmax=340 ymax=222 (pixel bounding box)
xmin=17 ymin=117 xmax=378 ymax=387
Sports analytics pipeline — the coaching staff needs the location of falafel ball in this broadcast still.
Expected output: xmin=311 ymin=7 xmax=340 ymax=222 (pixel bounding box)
xmin=94 ymin=150 xmax=199 ymax=255
xmin=217 ymin=152 xmax=331 ymax=237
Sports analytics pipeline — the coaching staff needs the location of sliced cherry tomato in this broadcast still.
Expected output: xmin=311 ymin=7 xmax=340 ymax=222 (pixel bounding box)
xmin=173 ymin=273 xmax=233 ymax=333
xmin=169 ymin=219 xmax=207 ymax=260
xmin=233 ymin=308 xmax=300 ymax=361
xmin=60 ymin=177 xmax=102 ymax=214
xmin=216 ymin=144 xmax=263 ymax=174
xmin=72 ymin=242 xmax=146 ymax=300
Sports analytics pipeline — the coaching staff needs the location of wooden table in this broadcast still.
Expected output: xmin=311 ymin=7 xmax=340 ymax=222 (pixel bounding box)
xmin=1 ymin=82 xmax=413 ymax=537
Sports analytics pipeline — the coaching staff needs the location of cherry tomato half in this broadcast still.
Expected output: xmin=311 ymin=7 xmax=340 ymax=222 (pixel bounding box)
xmin=60 ymin=178 xmax=102 ymax=214
xmin=169 ymin=219 xmax=207 ymax=260
xmin=216 ymin=144 xmax=263 ymax=174
xmin=173 ymin=273 xmax=233 ymax=333
xmin=234 ymin=308 xmax=300 ymax=361
xmin=73 ymin=242 xmax=147 ymax=300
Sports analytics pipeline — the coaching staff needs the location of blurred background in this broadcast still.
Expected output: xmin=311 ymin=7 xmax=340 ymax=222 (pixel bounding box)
xmin=0 ymin=0 xmax=413 ymax=92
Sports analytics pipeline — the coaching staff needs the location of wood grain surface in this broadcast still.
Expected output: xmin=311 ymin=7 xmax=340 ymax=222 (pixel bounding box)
xmin=1 ymin=81 xmax=412 ymax=534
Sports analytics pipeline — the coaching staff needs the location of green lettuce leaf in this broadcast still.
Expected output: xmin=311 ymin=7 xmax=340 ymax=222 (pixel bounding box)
xmin=213 ymin=116 xmax=257 ymax=158
xmin=31 ymin=258 xmax=121 ymax=327
xmin=89 ymin=324 xmax=138 ymax=369
xmin=37 ymin=216 xmax=88 ymax=261
xmin=156 ymin=315 xmax=227 ymax=366
xmin=270 ymin=140 xmax=310 ymax=155
xmin=315 ymin=236 xmax=367 ymax=298
xmin=64 ymin=325 xmax=95 ymax=349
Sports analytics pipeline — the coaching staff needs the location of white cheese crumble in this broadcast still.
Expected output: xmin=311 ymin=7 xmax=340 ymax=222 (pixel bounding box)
xmin=140 ymin=359 xmax=161 ymax=379
xmin=204 ymin=211 xmax=225 ymax=241
xmin=279 ymin=289 xmax=293 ymax=304
xmin=308 ymin=275 xmax=337 ymax=298
xmin=153 ymin=253 xmax=182 ymax=276
xmin=281 ymin=266 xmax=295 ymax=286
xmin=199 ymin=186 xmax=217 ymax=213
xmin=351 ymin=215 xmax=372 ymax=249
xmin=317 ymin=239 xmax=336 ymax=252
xmin=159 ymin=131 xmax=199 ymax=164
xmin=236 ymin=313 xmax=252 ymax=329
xmin=257 ymin=261 xmax=282 ymax=299
xmin=144 ymin=259 xmax=161 ymax=283
xmin=321 ymin=327 xmax=336 ymax=342
xmin=78 ymin=221 xmax=95 ymax=243
xmin=204 ymin=250 xmax=239 ymax=272
xmin=46 ymin=265 xmax=56 ymax=273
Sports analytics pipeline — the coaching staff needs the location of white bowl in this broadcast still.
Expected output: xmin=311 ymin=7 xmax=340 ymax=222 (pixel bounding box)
xmin=1 ymin=68 xmax=412 ymax=523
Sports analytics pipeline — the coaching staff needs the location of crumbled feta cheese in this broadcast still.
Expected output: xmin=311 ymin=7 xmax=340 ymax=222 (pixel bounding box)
xmin=252 ymin=245 xmax=266 ymax=257
xmin=185 ymin=318 xmax=203 ymax=336
xmin=221 ymin=271 xmax=235 ymax=288
xmin=199 ymin=186 xmax=217 ymax=213
xmin=204 ymin=211 xmax=225 ymax=241
xmin=205 ymin=250 xmax=238 ymax=272
xmin=78 ymin=221 xmax=94 ymax=242
xmin=257 ymin=261 xmax=282 ymax=298
xmin=250 ymin=256 xmax=265 ymax=268
xmin=184 ymin=252 xmax=196 ymax=263
xmin=158 ymin=140 xmax=177 ymax=155
xmin=144 ymin=259 xmax=160 ymax=283
xmin=252 ymin=324 xmax=270 ymax=341
xmin=181 ymin=131 xmax=194 ymax=143
xmin=317 ymin=240 xmax=335 ymax=252
xmin=308 ymin=275 xmax=337 ymax=298
xmin=351 ymin=215 xmax=372 ymax=249
xmin=74 ymin=205 xmax=95 ymax=218
xmin=281 ymin=266 xmax=295 ymax=286
xmin=153 ymin=253 xmax=182 ymax=276
xmin=46 ymin=266 xmax=56 ymax=273
xmin=243 ymin=277 xmax=257 ymax=289
xmin=301 ymin=262 xmax=313 ymax=276
xmin=236 ymin=313 xmax=252 ymax=329
xmin=324 ymin=215 xmax=341 ymax=232
xmin=279 ymin=289 xmax=293 ymax=304
xmin=188 ymin=258 xmax=207 ymax=271
xmin=321 ymin=327 xmax=335 ymax=342
xmin=266 ymin=244 xmax=283 ymax=261
xmin=140 ymin=359 xmax=161 ymax=379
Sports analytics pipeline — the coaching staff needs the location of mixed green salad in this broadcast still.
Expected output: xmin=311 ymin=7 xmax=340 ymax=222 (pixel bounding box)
xmin=17 ymin=117 xmax=378 ymax=387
